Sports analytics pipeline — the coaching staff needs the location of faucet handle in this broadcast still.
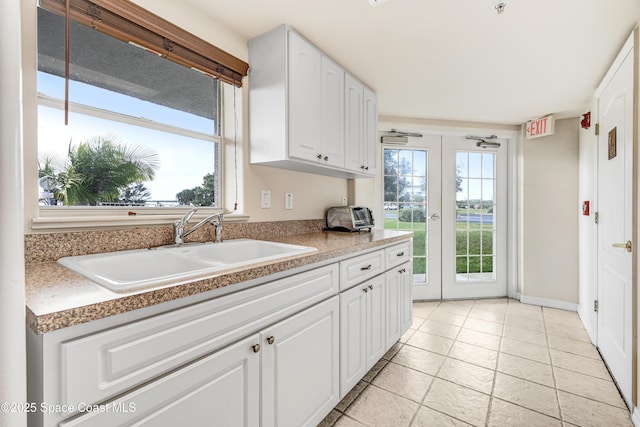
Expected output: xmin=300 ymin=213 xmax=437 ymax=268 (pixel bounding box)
xmin=182 ymin=208 xmax=197 ymax=224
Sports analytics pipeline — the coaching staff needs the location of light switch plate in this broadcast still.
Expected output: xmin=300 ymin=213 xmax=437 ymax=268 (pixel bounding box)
xmin=261 ymin=189 xmax=271 ymax=208
xmin=285 ymin=192 xmax=294 ymax=210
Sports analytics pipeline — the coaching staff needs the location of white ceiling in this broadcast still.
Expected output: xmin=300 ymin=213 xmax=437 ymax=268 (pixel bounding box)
xmin=184 ymin=0 xmax=640 ymax=125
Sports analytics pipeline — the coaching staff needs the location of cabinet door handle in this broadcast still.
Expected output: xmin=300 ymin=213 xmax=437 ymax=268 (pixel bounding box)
xmin=363 ymin=287 xmax=368 ymax=293
xmin=398 ymin=268 xmax=406 ymax=274
xmin=317 ymin=154 xmax=323 ymax=160
xmin=360 ymin=165 xmax=365 ymax=170
xmin=368 ymin=284 xmax=373 ymax=290
xmin=360 ymin=264 xmax=372 ymax=271
xmin=267 ymin=336 xmax=275 ymax=345
xmin=252 ymin=344 xmax=261 ymax=353
xmin=396 ymin=252 xmax=405 ymax=257
xmin=324 ymin=156 xmax=329 ymax=161
xmin=365 ymin=166 xmax=369 ymax=170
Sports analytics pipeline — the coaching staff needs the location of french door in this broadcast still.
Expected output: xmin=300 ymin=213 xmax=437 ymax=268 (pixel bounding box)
xmin=383 ymin=135 xmax=507 ymax=300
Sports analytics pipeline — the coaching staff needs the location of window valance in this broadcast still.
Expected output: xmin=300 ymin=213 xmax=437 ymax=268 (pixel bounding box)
xmin=39 ymin=0 xmax=249 ymax=86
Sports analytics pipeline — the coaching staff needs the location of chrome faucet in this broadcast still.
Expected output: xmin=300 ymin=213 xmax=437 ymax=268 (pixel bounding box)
xmin=174 ymin=208 xmax=224 ymax=245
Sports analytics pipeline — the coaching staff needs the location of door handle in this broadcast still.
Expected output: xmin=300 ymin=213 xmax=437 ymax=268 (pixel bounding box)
xmin=429 ymin=213 xmax=440 ymax=221
xmin=612 ymin=241 xmax=632 ymax=252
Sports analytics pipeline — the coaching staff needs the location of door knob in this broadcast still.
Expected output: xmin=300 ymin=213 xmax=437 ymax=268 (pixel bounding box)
xmin=612 ymin=240 xmax=632 ymax=252
xmin=429 ymin=213 xmax=440 ymax=221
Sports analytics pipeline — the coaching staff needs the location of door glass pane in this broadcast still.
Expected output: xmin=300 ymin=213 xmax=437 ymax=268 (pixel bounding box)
xmin=456 ymin=150 xmax=497 ymax=282
xmin=384 ymin=148 xmax=428 ymax=283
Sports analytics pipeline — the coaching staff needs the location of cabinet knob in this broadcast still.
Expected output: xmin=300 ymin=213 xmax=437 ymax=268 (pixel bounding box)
xmin=363 ymin=287 xmax=368 ymax=293
xmin=317 ymin=154 xmax=323 ymax=160
xmin=399 ymin=268 xmax=406 ymax=274
xmin=365 ymin=166 xmax=369 ymax=170
xmin=252 ymin=344 xmax=261 ymax=353
xmin=360 ymin=264 xmax=372 ymax=271
xmin=360 ymin=165 xmax=365 ymax=170
xmin=267 ymin=336 xmax=275 ymax=345
xmin=368 ymin=284 xmax=373 ymax=290
xmin=324 ymin=156 xmax=329 ymax=161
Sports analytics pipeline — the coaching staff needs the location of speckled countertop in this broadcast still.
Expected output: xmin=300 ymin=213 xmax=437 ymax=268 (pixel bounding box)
xmin=26 ymin=230 xmax=412 ymax=335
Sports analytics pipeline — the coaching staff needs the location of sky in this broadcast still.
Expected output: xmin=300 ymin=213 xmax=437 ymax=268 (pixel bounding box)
xmin=37 ymin=72 xmax=217 ymax=202
xmin=389 ymin=149 xmax=495 ymax=202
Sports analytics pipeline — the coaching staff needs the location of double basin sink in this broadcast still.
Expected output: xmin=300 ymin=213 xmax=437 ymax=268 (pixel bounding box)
xmin=58 ymin=239 xmax=318 ymax=292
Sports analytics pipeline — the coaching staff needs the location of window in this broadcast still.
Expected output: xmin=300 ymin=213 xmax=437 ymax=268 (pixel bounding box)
xmin=383 ymin=148 xmax=428 ymax=283
xmin=35 ymin=1 xmax=247 ymax=212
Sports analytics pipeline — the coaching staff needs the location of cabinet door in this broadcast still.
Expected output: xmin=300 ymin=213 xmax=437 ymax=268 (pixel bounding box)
xmin=366 ymin=275 xmax=386 ymax=370
xmin=288 ymin=30 xmax=322 ymax=162
xmin=363 ymin=86 xmax=379 ymax=176
xmin=339 ymin=283 xmax=368 ymax=397
xmin=386 ymin=262 xmax=413 ymax=350
xmin=400 ymin=262 xmax=413 ymax=333
xmin=261 ymin=296 xmax=339 ymax=427
xmin=321 ymin=55 xmax=345 ymax=168
xmin=344 ymin=73 xmax=364 ymax=172
xmin=386 ymin=266 xmax=403 ymax=350
xmin=60 ymin=335 xmax=260 ymax=427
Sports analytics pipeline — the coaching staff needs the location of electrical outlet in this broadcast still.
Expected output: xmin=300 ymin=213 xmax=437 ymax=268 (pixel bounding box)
xmin=342 ymin=196 xmax=348 ymax=206
xmin=261 ymin=189 xmax=271 ymax=208
xmin=285 ymin=192 xmax=294 ymax=210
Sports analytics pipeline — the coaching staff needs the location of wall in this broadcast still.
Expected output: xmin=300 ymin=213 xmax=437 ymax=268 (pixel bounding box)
xmin=1 ymin=1 xmax=27 ymax=426
xmin=521 ymin=118 xmax=579 ymax=306
xmin=133 ymin=0 xmax=350 ymax=221
xmin=21 ymin=0 xmax=349 ymax=232
xmin=577 ymin=111 xmax=597 ymax=341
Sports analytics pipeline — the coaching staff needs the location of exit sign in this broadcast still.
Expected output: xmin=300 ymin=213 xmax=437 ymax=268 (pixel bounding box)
xmin=525 ymin=115 xmax=555 ymax=139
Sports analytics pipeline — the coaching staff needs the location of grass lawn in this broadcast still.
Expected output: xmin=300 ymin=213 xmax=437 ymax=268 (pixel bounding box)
xmin=384 ymin=217 xmax=494 ymax=274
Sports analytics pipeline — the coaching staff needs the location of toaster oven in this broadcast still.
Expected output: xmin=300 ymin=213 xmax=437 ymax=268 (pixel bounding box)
xmin=325 ymin=206 xmax=374 ymax=232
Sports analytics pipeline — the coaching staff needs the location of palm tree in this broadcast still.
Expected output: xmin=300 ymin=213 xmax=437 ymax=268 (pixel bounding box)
xmin=39 ymin=135 xmax=159 ymax=206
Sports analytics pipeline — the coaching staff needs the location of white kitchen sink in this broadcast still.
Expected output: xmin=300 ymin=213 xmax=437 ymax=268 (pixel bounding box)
xmin=57 ymin=239 xmax=318 ymax=292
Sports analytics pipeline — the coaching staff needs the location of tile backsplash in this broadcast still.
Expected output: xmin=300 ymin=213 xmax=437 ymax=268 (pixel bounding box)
xmin=25 ymin=219 xmax=325 ymax=265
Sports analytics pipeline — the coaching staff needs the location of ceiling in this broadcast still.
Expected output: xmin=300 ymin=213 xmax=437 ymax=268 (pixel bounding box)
xmin=183 ymin=0 xmax=640 ymax=126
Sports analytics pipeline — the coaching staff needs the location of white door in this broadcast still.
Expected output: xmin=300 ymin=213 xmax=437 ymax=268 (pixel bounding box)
xmin=383 ymin=135 xmax=442 ymax=300
xmin=383 ymin=134 xmax=507 ymax=300
xmin=596 ymin=37 xmax=633 ymax=407
xmin=442 ymin=136 xmax=508 ymax=299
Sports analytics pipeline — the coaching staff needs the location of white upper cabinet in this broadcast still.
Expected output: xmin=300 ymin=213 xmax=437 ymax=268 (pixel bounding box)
xmin=363 ymin=86 xmax=379 ymax=176
xmin=320 ymin=55 xmax=345 ymax=168
xmin=249 ymin=25 xmax=376 ymax=178
xmin=287 ymin=32 xmax=322 ymax=163
xmin=345 ymin=79 xmax=378 ymax=176
xmin=344 ymin=73 xmax=364 ymax=173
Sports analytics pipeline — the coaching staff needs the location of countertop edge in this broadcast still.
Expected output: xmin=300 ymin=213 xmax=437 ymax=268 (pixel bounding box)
xmin=27 ymin=231 xmax=413 ymax=335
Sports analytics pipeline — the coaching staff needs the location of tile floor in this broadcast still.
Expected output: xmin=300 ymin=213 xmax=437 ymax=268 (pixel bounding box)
xmin=319 ymin=298 xmax=633 ymax=427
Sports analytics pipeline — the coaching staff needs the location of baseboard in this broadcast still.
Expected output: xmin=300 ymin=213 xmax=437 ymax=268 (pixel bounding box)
xmin=519 ymin=295 xmax=578 ymax=311
xmin=576 ymin=304 xmax=597 ymax=343
xmin=632 ymin=406 xmax=640 ymax=426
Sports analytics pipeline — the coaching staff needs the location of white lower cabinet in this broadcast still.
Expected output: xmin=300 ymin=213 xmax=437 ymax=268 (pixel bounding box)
xmin=29 ymin=240 xmax=413 ymax=427
xmin=60 ymin=334 xmax=260 ymax=426
xmin=339 ymin=275 xmax=385 ymax=397
xmin=261 ymin=296 xmax=339 ymax=427
xmin=61 ymin=297 xmax=340 ymax=427
xmin=385 ymin=262 xmax=413 ymax=349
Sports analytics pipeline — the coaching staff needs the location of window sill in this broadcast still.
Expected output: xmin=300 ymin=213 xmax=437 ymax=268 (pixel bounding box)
xmin=31 ymin=210 xmax=249 ymax=232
